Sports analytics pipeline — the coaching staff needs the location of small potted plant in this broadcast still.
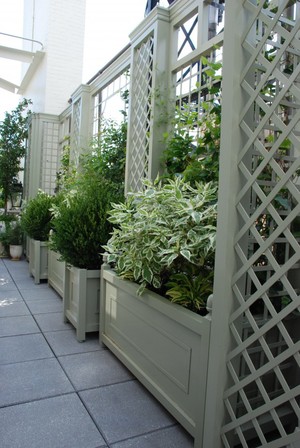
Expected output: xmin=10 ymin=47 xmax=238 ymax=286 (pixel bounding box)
xmin=0 ymin=213 xmax=16 ymax=257
xmin=21 ymin=191 xmax=59 ymax=283
xmin=50 ymin=176 xmax=122 ymax=341
xmin=101 ymin=177 xmax=217 ymax=437
xmin=6 ymin=220 xmax=24 ymax=260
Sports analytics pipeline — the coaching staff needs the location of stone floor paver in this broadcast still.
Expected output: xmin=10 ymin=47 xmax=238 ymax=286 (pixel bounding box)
xmin=0 ymin=258 xmax=194 ymax=448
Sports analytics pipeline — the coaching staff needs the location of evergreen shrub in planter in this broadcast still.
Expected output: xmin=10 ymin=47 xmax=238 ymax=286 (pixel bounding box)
xmin=101 ymin=177 xmax=217 ymax=437
xmin=21 ymin=191 xmax=59 ymax=284
xmin=51 ymin=177 xmax=122 ymax=341
xmin=21 ymin=191 xmax=57 ymax=241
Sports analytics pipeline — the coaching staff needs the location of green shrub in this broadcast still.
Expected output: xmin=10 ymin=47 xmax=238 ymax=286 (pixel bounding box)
xmin=0 ymin=215 xmax=19 ymax=250
xmin=21 ymin=191 xmax=59 ymax=241
xmin=80 ymin=118 xmax=127 ymax=197
xmin=104 ymin=177 xmax=217 ymax=313
xmin=161 ymin=58 xmax=222 ymax=186
xmin=9 ymin=222 xmax=24 ymax=245
xmin=51 ymin=179 xmax=122 ymax=270
xmin=1 ymin=220 xmax=23 ymax=246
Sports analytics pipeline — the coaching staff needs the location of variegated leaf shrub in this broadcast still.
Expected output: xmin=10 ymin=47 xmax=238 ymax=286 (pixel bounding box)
xmin=103 ymin=178 xmax=217 ymax=313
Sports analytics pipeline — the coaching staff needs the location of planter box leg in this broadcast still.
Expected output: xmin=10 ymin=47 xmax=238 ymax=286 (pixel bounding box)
xmin=63 ymin=266 xmax=70 ymax=324
xmin=76 ymin=269 xmax=87 ymax=342
xmin=34 ymin=241 xmax=41 ymax=284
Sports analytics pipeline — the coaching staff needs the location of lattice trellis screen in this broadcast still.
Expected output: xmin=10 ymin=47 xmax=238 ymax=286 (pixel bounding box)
xmin=72 ymin=98 xmax=81 ymax=166
xmin=40 ymin=121 xmax=60 ymax=195
xmin=126 ymin=35 xmax=154 ymax=193
xmin=23 ymin=122 xmax=32 ymax=198
xmin=221 ymin=1 xmax=300 ymax=447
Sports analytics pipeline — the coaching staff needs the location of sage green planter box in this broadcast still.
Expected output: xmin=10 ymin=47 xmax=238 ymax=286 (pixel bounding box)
xmin=100 ymin=266 xmax=211 ymax=439
xmin=29 ymin=238 xmax=48 ymax=284
xmin=48 ymin=248 xmax=65 ymax=298
xmin=64 ymin=265 xmax=100 ymax=342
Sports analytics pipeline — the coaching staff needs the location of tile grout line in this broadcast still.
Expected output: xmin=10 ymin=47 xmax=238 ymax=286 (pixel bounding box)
xmin=1 ymin=259 xmax=112 ymax=446
xmin=1 ymin=260 xmax=184 ymax=447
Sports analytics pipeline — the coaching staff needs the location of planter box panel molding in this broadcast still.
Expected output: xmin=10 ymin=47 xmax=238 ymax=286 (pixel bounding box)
xmin=64 ymin=266 xmax=100 ymax=341
xmin=48 ymin=249 xmax=65 ymax=297
xmin=29 ymin=239 xmax=48 ymax=284
xmin=100 ymin=268 xmax=211 ymax=438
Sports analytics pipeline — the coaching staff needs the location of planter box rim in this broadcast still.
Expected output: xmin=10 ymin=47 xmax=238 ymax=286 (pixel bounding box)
xmin=66 ymin=264 xmax=100 ymax=277
xmin=33 ymin=239 xmax=48 ymax=246
xmin=102 ymin=267 xmax=210 ymax=333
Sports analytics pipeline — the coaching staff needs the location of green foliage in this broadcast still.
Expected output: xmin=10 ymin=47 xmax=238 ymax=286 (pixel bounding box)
xmin=21 ymin=191 xmax=60 ymax=241
xmin=80 ymin=119 xmax=127 ymax=196
xmin=0 ymin=99 xmax=32 ymax=213
xmin=0 ymin=215 xmax=18 ymax=250
xmin=1 ymin=220 xmax=23 ymax=246
xmin=161 ymin=59 xmax=221 ymax=186
xmin=51 ymin=178 xmax=122 ymax=269
xmin=166 ymin=268 xmax=214 ymax=313
xmin=104 ymin=178 xmax=217 ymax=313
xmin=51 ymin=102 xmax=126 ymax=269
xmin=55 ymin=142 xmax=76 ymax=193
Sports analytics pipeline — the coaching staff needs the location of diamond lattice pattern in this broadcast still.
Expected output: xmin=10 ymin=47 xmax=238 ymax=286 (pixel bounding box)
xmin=72 ymin=99 xmax=81 ymax=166
xmin=222 ymin=2 xmax=300 ymax=447
xmin=127 ymin=35 xmax=154 ymax=192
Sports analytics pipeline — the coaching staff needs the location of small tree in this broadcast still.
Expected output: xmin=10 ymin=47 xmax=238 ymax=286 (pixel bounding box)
xmin=0 ymin=99 xmax=32 ymax=213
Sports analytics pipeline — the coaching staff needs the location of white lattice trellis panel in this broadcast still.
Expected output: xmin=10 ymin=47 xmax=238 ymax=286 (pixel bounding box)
xmin=40 ymin=121 xmax=60 ymax=195
xmin=72 ymin=98 xmax=81 ymax=166
xmin=126 ymin=35 xmax=154 ymax=193
xmin=221 ymin=2 xmax=300 ymax=447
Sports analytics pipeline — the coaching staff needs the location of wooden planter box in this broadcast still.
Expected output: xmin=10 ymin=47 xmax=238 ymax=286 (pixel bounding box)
xmin=64 ymin=265 xmax=100 ymax=342
xmin=29 ymin=238 xmax=48 ymax=284
xmin=48 ymin=248 xmax=65 ymax=298
xmin=100 ymin=266 xmax=211 ymax=439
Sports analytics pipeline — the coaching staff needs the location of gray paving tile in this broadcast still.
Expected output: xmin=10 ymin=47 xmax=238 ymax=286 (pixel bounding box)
xmin=15 ymin=279 xmax=49 ymax=290
xmin=0 ymin=394 xmax=106 ymax=448
xmin=59 ymin=350 xmax=133 ymax=390
xmin=21 ymin=287 xmax=60 ymax=301
xmin=0 ymin=333 xmax=54 ymax=365
xmin=0 ymin=358 xmax=74 ymax=406
xmin=26 ymin=297 xmax=63 ymax=314
xmin=0 ymin=315 xmax=40 ymax=337
xmin=0 ymin=267 xmax=9 ymax=276
xmin=0 ymin=299 xmax=29 ymax=317
xmin=80 ymin=380 xmax=175 ymax=444
xmin=44 ymin=329 xmax=101 ymax=356
xmin=111 ymin=426 xmax=194 ymax=448
xmin=9 ymin=267 xmax=30 ymax=280
xmin=34 ymin=311 xmax=71 ymax=332
xmin=3 ymin=262 xmax=28 ymax=275
xmin=0 ymin=289 xmax=23 ymax=301
xmin=0 ymin=274 xmax=17 ymax=291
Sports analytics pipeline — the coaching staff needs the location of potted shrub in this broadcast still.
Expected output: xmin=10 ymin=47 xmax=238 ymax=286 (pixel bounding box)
xmin=51 ymin=177 xmax=122 ymax=341
xmin=101 ymin=177 xmax=217 ymax=438
xmin=21 ymin=191 xmax=58 ymax=284
xmin=5 ymin=220 xmax=24 ymax=260
xmin=0 ymin=213 xmax=16 ymax=257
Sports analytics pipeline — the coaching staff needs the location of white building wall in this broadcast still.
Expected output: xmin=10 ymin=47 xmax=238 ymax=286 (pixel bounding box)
xmin=22 ymin=0 xmax=86 ymax=115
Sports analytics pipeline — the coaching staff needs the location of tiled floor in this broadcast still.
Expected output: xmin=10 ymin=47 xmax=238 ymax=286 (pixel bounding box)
xmin=0 ymin=258 xmax=194 ymax=448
